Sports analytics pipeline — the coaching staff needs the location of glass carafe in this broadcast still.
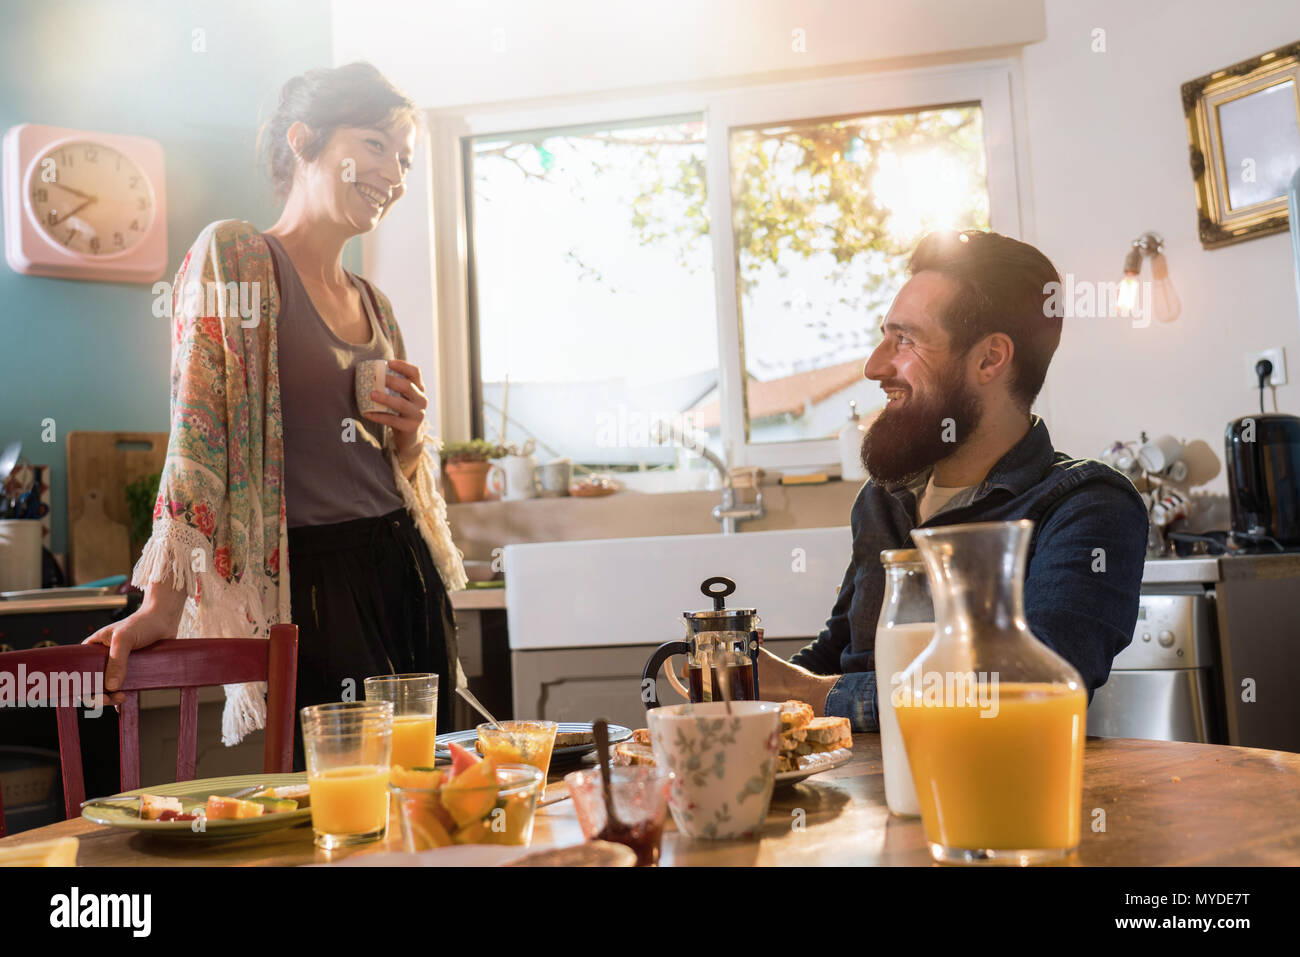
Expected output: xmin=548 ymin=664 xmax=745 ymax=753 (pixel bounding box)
xmin=874 ymin=549 xmax=935 ymax=817
xmin=896 ymin=520 xmax=1086 ymax=865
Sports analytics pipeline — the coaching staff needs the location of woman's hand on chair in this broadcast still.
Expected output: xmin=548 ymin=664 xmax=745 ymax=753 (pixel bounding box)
xmin=84 ymin=584 xmax=185 ymax=707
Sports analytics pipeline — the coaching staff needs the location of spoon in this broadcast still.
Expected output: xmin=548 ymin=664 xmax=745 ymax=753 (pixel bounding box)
xmin=593 ymin=718 xmax=621 ymax=831
xmin=714 ymin=653 xmax=734 ymax=716
xmin=454 ymin=684 xmax=501 ymax=730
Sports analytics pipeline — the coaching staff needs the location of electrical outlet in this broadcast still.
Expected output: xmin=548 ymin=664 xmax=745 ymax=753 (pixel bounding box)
xmin=1245 ymin=347 xmax=1287 ymax=388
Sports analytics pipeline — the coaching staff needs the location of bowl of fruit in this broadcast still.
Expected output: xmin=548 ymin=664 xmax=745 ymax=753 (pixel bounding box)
xmin=389 ymin=741 xmax=543 ymax=851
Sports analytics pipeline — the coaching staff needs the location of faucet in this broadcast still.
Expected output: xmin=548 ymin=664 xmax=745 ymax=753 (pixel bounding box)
xmin=655 ymin=422 xmax=765 ymax=534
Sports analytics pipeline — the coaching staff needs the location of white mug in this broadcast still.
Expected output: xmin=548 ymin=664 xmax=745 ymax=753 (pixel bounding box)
xmin=487 ymin=454 xmax=539 ymax=501
xmin=646 ymin=700 xmax=781 ymax=840
xmin=1137 ymin=434 xmax=1183 ymax=473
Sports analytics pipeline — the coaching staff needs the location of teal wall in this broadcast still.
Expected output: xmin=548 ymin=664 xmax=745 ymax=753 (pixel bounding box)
xmin=0 ymin=0 xmax=336 ymax=556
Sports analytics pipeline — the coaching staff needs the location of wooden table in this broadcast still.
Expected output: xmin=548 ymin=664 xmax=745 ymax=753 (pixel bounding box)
xmin=4 ymin=735 xmax=1299 ymax=866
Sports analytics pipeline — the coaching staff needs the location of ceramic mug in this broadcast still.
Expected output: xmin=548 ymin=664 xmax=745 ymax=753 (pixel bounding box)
xmin=354 ymin=359 xmax=407 ymax=417
xmin=487 ymin=454 xmax=539 ymax=501
xmin=646 ymin=700 xmax=781 ymax=840
xmin=537 ymin=459 xmax=572 ymax=497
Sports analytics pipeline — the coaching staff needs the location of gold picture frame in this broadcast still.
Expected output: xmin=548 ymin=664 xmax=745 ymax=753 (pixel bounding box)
xmin=1182 ymin=41 xmax=1300 ymax=249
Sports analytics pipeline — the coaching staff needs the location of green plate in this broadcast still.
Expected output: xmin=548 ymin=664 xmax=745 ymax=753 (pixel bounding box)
xmin=81 ymin=772 xmax=312 ymax=840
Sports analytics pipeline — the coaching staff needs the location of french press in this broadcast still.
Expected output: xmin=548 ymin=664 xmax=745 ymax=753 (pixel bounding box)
xmin=641 ymin=576 xmax=762 ymax=709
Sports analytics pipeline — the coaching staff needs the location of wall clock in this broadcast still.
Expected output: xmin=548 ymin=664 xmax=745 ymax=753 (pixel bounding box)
xmin=2 ymin=123 xmax=167 ymax=283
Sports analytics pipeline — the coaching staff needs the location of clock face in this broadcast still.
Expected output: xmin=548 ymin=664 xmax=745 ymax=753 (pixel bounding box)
xmin=27 ymin=141 xmax=155 ymax=256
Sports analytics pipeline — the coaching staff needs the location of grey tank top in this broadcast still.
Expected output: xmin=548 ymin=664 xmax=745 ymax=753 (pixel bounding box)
xmin=266 ymin=234 xmax=406 ymax=528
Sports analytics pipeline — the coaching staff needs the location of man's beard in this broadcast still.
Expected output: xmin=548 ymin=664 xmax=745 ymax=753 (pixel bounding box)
xmin=861 ymin=360 xmax=982 ymax=485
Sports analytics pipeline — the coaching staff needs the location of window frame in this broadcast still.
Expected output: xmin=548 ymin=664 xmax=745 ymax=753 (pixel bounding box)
xmin=428 ymin=58 xmax=1031 ymax=472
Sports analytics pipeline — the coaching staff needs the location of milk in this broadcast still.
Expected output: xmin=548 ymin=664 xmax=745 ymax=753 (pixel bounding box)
xmin=876 ymin=621 xmax=936 ymax=817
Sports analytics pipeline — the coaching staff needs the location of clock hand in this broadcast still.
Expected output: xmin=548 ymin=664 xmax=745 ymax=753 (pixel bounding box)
xmin=49 ymin=197 xmax=96 ymax=227
xmin=48 ymin=181 xmax=95 ymax=201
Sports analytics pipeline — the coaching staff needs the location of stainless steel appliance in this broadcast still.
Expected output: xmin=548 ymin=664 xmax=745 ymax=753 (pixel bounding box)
xmin=1087 ymin=587 xmax=1220 ymax=744
xmin=1089 ymin=555 xmax=1300 ymax=753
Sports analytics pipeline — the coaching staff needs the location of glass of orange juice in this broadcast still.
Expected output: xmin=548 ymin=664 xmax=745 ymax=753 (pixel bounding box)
xmin=364 ymin=673 xmax=438 ymax=769
xmin=300 ymin=701 xmax=393 ymax=849
xmin=476 ymin=721 xmax=558 ymax=795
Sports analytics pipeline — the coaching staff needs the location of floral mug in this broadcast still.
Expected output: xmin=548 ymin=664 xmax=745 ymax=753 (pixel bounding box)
xmin=646 ymin=701 xmax=781 ymax=840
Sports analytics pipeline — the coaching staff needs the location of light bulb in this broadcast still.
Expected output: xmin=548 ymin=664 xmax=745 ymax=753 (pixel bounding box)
xmin=1117 ymin=273 xmax=1142 ymax=314
xmin=1149 ymin=252 xmax=1181 ymax=323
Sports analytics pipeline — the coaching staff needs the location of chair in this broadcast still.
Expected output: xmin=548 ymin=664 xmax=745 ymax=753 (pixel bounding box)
xmin=0 ymin=623 xmax=297 ymax=836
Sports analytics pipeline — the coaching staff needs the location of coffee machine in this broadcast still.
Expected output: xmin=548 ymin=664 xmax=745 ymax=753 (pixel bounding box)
xmin=1224 ymin=412 xmax=1300 ymax=549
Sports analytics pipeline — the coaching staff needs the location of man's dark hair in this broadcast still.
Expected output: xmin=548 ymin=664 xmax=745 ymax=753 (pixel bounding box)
xmin=907 ymin=229 xmax=1063 ymax=410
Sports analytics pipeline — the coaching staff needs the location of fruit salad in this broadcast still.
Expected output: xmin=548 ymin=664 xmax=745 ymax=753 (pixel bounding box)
xmin=388 ymin=742 xmax=542 ymax=850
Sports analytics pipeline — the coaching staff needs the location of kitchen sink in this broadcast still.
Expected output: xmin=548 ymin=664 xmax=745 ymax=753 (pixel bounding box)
xmin=503 ymin=527 xmax=852 ymax=650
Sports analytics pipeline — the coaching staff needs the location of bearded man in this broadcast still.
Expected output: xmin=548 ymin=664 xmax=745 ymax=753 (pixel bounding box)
xmin=757 ymin=229 xmax=1149 ymax=731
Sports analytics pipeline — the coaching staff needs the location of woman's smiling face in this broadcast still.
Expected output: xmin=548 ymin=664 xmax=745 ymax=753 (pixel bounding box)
xmin=289 ymin=118 xmax=416 ymax=234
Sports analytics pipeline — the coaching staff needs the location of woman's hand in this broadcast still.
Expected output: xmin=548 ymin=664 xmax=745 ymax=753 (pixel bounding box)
xmin=364 ymin=358 xmax=428 ymax=467
xmin=83 ymin=585 xmax=186 ymax=706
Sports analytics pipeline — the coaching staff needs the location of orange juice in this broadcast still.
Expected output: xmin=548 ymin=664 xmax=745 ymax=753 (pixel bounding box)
xmin=391 ymin=714 xmax=438 ymax=769
xmin=895 ymin=682 xmax=1085 ymax=851
xmin=309 ymin=765 xmax=390 ymax=835
xmin=476 ymin=724 xmax=556 ymax=779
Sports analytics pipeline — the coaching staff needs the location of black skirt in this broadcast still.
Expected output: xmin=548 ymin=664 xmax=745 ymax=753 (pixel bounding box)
xmin=287 ymin=506 xmax=457 ymax=771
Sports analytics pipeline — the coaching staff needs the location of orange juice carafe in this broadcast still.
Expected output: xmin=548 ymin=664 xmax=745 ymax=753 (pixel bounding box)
xmin=895 ymin=520 xmax=1087 ymax=866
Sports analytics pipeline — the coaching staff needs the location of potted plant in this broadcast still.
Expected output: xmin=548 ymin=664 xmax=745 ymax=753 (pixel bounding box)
xmin=440 ymin=439 xmax=503 ymax=503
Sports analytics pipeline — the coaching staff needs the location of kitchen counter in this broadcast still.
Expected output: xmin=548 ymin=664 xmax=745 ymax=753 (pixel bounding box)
xmin=5 ymin=734 xmax=1297 ymax=865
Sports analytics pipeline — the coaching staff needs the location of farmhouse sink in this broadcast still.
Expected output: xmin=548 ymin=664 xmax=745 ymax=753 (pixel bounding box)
xmin=503 ymin=527 xmax=852 ymax=650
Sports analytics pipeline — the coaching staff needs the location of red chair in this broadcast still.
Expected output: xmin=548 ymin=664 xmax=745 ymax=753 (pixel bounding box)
xmin=0 ymin=623 xmax=297 ymax=836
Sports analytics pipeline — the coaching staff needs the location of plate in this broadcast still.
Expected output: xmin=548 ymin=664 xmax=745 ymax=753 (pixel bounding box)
xmin=434 ymin=723 xmax=633 ymax=765
xmin=323 ymin=844 xmax=546 ymax=867
xmin=774 ymin=747 xmax=853 ymax=786
xmin=80 ymin=772 xmax=312 ymax=840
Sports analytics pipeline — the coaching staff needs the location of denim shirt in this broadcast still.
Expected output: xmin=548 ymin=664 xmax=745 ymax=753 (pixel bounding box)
xmin=792 ymin=415 xmax=1149 ymax=733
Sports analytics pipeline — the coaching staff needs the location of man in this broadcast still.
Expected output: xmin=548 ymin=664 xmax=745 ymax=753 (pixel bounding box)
xmin=758 ymin=229 xmax=1148 ymax=730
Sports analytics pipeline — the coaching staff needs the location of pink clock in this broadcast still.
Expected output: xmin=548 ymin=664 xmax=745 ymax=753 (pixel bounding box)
xmin=3 ymin=123 xmax=167 ymax=283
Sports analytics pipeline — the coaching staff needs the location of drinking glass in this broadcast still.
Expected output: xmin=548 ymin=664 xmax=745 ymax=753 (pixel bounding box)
xmin=390 ymin=764 xmax=543 ymax=851
xmin=364 ymin=673 xmax=439 ymax=769
xmin=476 ymin=721 xmax=558 ymax=795
xmin=564 ymin=765 xmax=674 ymax=865
xmin=300 ymin=701 xmax=393 ymax=849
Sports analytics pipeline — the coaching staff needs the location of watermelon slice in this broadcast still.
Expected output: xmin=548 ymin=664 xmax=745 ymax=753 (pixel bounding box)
xmin=447 ymin=740 xmax=479 ymax=779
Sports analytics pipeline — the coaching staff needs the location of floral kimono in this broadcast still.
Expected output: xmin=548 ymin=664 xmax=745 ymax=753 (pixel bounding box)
xmin=133 ymin=219 xmax=467 ymax=745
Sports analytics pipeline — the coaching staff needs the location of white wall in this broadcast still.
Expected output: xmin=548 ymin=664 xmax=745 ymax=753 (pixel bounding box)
xmin=333 ymin=0 xmax=1046 ymax=108
xmin=1023 ymin=0 xmax=1300 ymax=492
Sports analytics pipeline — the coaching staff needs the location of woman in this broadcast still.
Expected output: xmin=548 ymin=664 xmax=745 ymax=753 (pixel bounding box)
xmin=86 ymin=63 xmax=467 ymax=768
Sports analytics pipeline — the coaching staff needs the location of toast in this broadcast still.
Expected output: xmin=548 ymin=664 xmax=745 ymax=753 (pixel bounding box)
xmin=803 ymin=716 xmax=851 ymax=749
xmin=611 ymin=742 xmax=657 ymax=767
xmin=780 ymin=700 xmax=814 ymax=732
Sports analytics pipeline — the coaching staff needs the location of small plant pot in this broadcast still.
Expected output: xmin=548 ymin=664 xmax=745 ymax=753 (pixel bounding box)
xmin=443 ymin=461 xmax=492 ymax=503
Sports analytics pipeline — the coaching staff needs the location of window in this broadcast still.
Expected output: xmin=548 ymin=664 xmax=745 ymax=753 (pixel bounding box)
xmin=440 ymin=63 xmax=1024 ymax=476
xmin=727 ymin=104 xmax=989 ymax=446
xmin=465 ymin=116 xmax=719 ymax=472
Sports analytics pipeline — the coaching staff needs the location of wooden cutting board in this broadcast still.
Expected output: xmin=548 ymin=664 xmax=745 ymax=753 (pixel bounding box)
xmin=66 ymin=431 xmax=168 ymax=584
xmin=70 ymin=489 xmax=130 ymax=585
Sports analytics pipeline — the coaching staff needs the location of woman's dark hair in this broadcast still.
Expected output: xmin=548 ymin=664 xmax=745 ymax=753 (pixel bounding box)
xmin=907 ymin=229 xmax=1063 ymax=411
xmin=260 ymin=62 xmax=418 ymax=202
